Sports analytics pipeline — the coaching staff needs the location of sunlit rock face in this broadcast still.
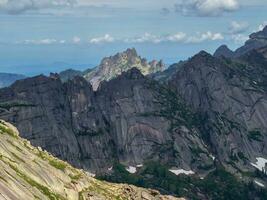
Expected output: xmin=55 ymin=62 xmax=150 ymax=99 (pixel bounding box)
xmin=83 ymin=48 xmax=165 ymax=90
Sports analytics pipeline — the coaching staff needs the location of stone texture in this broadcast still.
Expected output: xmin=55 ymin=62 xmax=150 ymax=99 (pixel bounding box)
xmin=83 ymin=48 xmax=165 ymax=90
xmin=169 ymin=50 xmax=267 ymax=173
xmin=0 ymin=120 xmax=183 ymax=200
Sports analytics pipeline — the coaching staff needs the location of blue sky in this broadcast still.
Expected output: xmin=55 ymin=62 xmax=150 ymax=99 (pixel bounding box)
xmin=0 ymin=0 xmax=267 ymax=75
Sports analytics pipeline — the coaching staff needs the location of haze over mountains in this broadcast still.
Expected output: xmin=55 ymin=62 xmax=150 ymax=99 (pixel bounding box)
xmin=0 ymin=73 xmax=26 ymax=88
xmin=1 ymin=26 xmax=267 ymax=199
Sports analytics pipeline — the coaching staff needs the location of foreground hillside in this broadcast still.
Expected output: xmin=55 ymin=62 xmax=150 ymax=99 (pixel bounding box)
xmin=0 ymin=120 xmax=181 ymax=200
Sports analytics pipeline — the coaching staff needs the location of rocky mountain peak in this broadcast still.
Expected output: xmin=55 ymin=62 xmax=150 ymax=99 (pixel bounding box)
xmin=83 ymin=48 xmax=164 ymax=90
xmin=250 ymin=25 xmax=267 ymax=39
xmin=190 ymin=50 xmax=214 ymax=63
xmin=234 ymin=25 xmax=267 ymax=57
xmin=214 ymin=45 xmax=234 ymax=58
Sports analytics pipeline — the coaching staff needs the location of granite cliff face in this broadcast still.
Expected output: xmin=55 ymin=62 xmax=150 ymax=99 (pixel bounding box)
xmin=169 ymin=49 xmax=267 ymax=173
xmin=83 ymin=48 xmax=165 ymax=90
xmin=1 ymin=28 xmax=267 ymax=198
xmin=0 ymin=69 xmax=211 ymax=175
xmin=0 ymin=120 xmax=181 ymax=200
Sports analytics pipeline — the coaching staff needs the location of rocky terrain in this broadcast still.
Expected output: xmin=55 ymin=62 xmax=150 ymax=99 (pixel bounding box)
xmin=83 ymin=48 xmax=164 ymax=90
xmin=214 ymin=25 xmax=267 ymax=59
xmin=59 ymin=69 xmax=83 ymax=82
xmin=0 ymin=69 xmax=211 ymax=174
xmin=0 ymin=27 xmax=267 ymax=199
xmin=0 ymin=73 xmax=26 ymax=88
xmin=0 ymin=119 xmax=182 ymax=200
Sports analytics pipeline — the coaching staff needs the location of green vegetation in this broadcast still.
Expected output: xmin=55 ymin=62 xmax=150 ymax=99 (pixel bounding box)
xmin=0 ymin=101 xmax=35 ymax=110
xmin=99 ymin=161 xmax=267 ymax=200
xmin=36 ymin=150 xmax=67 ymax=171
xmin=0 ymin=122 xmax=18 ymax=138
xmin=9 ymin=163 xmax=66 ymax=200
xmin=145 ymin=81 xmax=198 ymax=131
xmin=248 ymin=129 xmax=264 ymax=142
xmin=48 ymin=159 xmax=67 ymax=171
xmin=69 ymin=173 xmax=82 ymax=182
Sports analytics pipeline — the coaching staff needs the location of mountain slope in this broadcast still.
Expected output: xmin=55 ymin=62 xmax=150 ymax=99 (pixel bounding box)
xmin=0 ymin=119 xmax=181 ymax=200
xmin=83 ymin=48 xmax=164 ymax=90
xmin=0 ymin=70 xmax=213 ymax=175
xmin=235 ymin=25 xmax=267 ymax=57
xmin=213 ymin=45 xmax=235 ymax=58
xmin=169 ymin=50 xmax=267 ymax=175
xmin=59 ymin=69 xmax=83 ymax=82
xmin=0 ymin=73 xmax=26 ymax=88
xmin=213 ymin=25 xmax=267 ymax=58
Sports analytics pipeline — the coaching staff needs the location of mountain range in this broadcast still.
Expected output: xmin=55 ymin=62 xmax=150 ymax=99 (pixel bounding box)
xmin=1 ymin=27 xmax=267 ymax=199
xmin=0 ymin=73 xmax=26 ymax=88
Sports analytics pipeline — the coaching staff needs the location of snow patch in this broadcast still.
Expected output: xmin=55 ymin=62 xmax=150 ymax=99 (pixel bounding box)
xmin=169 ymin=169 xmax=195 ymax=176
xmin=108 ymin=166 xmax=113 ymax=171
xmin=210 ymin=154 xmax=215 ymax=161
xmin=251 ymin=157 xmax=267 ymax=173
xmin=255 ymin=180 xmax=265 ymax=187
xmin=136 ymin=164 xmax=143 ymax=168
xmin=126 ymin=166 xmax=137 ymax=174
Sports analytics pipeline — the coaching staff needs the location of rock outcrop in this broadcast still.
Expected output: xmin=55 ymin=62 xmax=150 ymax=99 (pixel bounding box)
xmin=169 ymin=50 xmax=267 ymax=173
xmin=0 ymin=69 xmax=211 ymax=174
xmin=0 ymin=120 xmax=182 ymax=200
xmin=214 ymin=25 xmax=267 ymax=58
xmin=59 ymin=69 xmax=83 ymax=82
xmin=83 ymin=48 xmax=165 ymax=90
xmin=213 ymin=45 xmax=235 ymax=58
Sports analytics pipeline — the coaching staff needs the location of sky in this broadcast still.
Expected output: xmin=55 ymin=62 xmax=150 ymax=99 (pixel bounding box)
xmin=0 ymin=0 xmax=267 ymax=75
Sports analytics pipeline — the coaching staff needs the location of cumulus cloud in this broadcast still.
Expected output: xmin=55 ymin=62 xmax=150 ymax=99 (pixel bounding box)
xmin=228 ymin=21 xmax=249 ymax=34
xmin=22 ymin=38 xmax=58 ymax=45
xmin=72 ymin=36 xmax=81 ymax=44
xmin=175 ymin=0 xmax=239 ymax=17
xmin=0 ymin=0 xmax=76 ymax=14
xmin=186 ymin=31 xmax=224 ymax=43
xmin=258 ymin=21 xmax=267 ymax=31
xmin=17 ymin=31 xmax=224 ymax=45
xmin=166 ymin=32 xmax=187 ymax=42
xmin=125 ymin=33 xmax=162 ymax=44
xmin=125 ymin=32 xmax=222 ymax=44
xmin=231 ymin=34 xmax=249 ymax=44
xmin=89 ymin=34 xmax=114 ymax=44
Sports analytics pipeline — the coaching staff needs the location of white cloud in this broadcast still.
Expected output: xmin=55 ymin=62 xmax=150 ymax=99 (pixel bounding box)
xmin=72 ymin=36 xmax=81 ymax=43
xmin=175 ymin=0 xmax=239 ymax=17
xmin=17 ymin=31 xmax=224 ymax=45
xmin=258 ymin=21 xmax=267 ymax=31
xmin=22 ymin=38 xmax=58 ymax=45
xmin=229 ymin=21 xmax=249 ymax=34
xmin=125 ymin=31 xmax=222 ymax=44
xmin=231 ymin=34 xmax=249 ymax=44
xmin=89 ymin=34 xmax=114 ymax=44
xmin=125 ymin=33 xmax=162 ymax=43
xmin=0 ymin=0 xmax=76 ymax=14
xmin=186 ymin=31 xmax=224 ymax=43
xmin=166 ymin=32 xmax=187 ymax=42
